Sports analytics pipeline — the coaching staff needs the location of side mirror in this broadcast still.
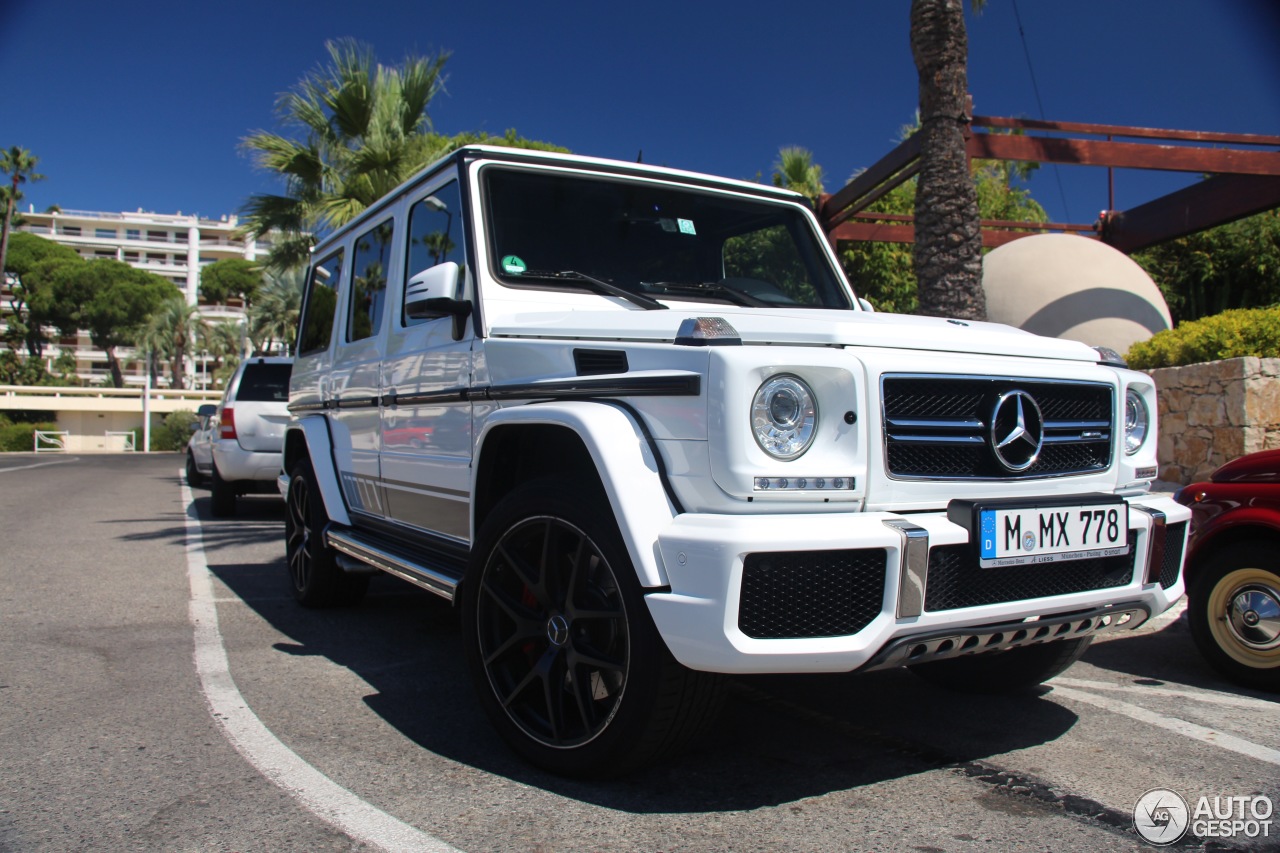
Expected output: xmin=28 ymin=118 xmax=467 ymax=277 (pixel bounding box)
xmin=197 ymin=404 xmax=217 ymax=417
xmin=405 ymin=262 xmax=471 ymax=340
xmin=857 ymin=297 xmax=876 ymax=313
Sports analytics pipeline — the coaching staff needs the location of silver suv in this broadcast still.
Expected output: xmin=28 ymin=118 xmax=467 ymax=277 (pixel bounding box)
xmin=208 ymin=356 xmax=292 ymax=516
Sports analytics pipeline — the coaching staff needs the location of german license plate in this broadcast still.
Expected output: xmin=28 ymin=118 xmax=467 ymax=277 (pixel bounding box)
xmin=972 ymin=499 xmax=1130 ymax=568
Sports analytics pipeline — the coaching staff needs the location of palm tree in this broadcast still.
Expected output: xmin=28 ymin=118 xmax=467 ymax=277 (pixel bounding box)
xmin=142 ymin=296 xmax=200 ymax=389
xmin=772 ymin=147 xmax=825 ymax=201
xmin=198 ymin=319 xmax=244 ymax=376
xmin=0 ymin=147 xmax=46 ymax=286
xmin=241 ymin=39 xmax=450 ymax=271
xmin=910 ymin=0 xmax=986 ymax=321
xmin=248 ymin=267 xmax=305 ymax=354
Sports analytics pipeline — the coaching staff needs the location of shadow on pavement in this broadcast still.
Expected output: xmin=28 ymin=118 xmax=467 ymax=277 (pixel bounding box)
xmin=206 ymin=549 xmax=1087 ymax=815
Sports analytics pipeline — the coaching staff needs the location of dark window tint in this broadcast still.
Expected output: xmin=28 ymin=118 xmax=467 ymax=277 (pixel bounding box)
xmin=299 ymin=250 xmax=342 ymax=355
xmin=236 ymin=363 xmax=292 ymax=401
xmin=405 ymin=181 xmax=464 ymax=325
xmin=349 ymin=219 xmax=394 ymax=342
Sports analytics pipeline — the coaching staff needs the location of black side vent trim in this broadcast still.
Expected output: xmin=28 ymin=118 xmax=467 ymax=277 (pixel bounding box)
xmin=574 ymin=348 xmax=629 ymax=376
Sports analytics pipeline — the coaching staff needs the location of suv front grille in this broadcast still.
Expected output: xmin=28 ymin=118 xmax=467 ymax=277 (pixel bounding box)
xmin=924 ymin=532 xmax=1138 ymax=611
xmin=739 ymin=549 xmax=887 ymax=639
xmin=882 ymin=375 xmax=1114 ymax=480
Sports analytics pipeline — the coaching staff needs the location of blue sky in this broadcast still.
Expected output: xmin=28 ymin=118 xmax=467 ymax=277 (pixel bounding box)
xmin=2 ymin=0 xmax=1277 ymax=228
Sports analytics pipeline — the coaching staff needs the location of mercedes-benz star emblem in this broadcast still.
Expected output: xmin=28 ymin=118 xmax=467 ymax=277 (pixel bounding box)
xmin=546 ymin=614 xmax=570 ymax=647
xmin=990 ymin=390 xmax=1044 ymax=472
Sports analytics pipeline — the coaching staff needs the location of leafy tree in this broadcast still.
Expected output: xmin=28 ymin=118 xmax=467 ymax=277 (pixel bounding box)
xmin=31 ymin=260 xmax=173 ymax=387
xmin=772 ymin=147 xmax=825 ymax=200
xmin=199 ymin=257 xmax=262 ymax=305
xmin=198 ymin=320 xmax=244 ymax=379
xmin=247 ymin=266 xmax=305 ymax=354
xmin=242 ymin=40 xmax=567 ymax=272
xmin=910 ymin=0 xmax=986 ymax=320
xmin=3 ymin=231 xmax=81 ymax=357
xmin=1133 ymin=209 xmax=1280 ymax=324
xmin=140 ymin=295 xmax=201 ymax=389
xmin=0 ymin=146 xmax=45 ymax=287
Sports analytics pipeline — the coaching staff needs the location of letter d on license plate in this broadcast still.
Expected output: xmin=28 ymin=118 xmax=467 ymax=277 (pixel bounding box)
xmin=948 ymin=496 xmax=1130 ymax=568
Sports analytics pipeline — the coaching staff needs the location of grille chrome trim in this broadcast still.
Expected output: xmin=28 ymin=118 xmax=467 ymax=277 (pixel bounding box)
xmin=881 ymin=373 xmax=1115 ymax=481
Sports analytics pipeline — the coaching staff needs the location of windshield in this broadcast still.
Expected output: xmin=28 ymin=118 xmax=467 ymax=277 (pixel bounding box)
xmin=483 ymin=167 xmax=852 ymax=309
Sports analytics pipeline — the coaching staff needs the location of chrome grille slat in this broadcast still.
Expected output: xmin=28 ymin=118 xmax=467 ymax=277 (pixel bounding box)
xmin=882 ymin=374 xmax=1114 ymax=480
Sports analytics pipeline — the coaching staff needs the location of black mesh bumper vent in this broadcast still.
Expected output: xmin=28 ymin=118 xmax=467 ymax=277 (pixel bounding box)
xmin=924 ymin=532 xmax=1138 ymax=611
xmin=1158 ymin=522 xmax=1187 ymax=590
xmin=739 ymin=549 xmax=888 ymax=639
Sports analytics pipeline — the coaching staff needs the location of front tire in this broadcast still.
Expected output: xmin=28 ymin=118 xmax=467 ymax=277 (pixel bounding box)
xmin=209 ymin=463 xmax=236 ymax=517
xmin=185 ymin=452 xmax=204 ymax=488
xmin=460 ymin=477 xmax=722 ymax=777
xmin=1188 ymin=541 xmax=1280 ymax=691
xmin=910 ymin=637 xmax=1093 ymax=694
xmin=284 ymin=458 xmax=369 ymax=608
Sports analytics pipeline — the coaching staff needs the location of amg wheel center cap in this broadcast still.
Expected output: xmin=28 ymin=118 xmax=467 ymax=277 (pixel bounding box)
xmin=990 ymin=390 xmax=1045 ymax=472
xmin=546 ymin=614 xmax=570 ymax=646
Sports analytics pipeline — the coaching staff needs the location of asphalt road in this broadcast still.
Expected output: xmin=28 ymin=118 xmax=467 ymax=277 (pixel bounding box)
xmin=1 ymin=453 xmax=1277 ymax=853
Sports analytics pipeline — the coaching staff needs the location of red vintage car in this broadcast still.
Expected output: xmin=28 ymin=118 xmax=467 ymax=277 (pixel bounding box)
xmin=1174 ymin=449 xmax=1280 ymax=691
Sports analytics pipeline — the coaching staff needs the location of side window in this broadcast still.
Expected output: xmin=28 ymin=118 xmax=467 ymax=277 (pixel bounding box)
xmin=404 ymin=180 xmax=464 ymax=325
xmin=348 ymin=218 xmax=394 ymax=342
xmin=298 ymin=250 xmax=343 ymax=356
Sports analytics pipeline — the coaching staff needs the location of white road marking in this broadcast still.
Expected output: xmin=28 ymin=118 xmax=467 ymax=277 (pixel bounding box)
xmin=1051 ymin=685 xmax=1280 ymax=767
xmin=181 ymin=473 xmax=461 ymax=853
xmin=1054 ymin=677 xmax=1278 ymax=711
xmin=0 ymin=457 xmax=78 ymax=472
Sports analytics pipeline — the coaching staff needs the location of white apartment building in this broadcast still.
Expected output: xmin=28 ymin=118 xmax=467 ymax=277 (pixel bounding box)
xmin=6 ymin=207 xmax=273 ymax=386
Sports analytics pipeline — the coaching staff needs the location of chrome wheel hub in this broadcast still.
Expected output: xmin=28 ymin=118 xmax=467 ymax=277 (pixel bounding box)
xmin=1227 ymin=583 xmax=1280 ymax=651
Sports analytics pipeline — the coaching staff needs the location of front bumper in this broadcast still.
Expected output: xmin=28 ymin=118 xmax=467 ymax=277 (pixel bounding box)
xmin=644 ymin=493 xmax=1189 ymax=674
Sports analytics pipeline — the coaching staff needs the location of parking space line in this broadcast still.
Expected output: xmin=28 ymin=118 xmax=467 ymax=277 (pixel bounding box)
xmin=181 ymin=473 xmax=462 ymax=853
xmin=0 ymin=457 xmax=78 ymax=472
xmin=1051 ymin=685 xmax=1280 ymax=767
xmin=1054 ymin=677 xmax=1278 ymax=711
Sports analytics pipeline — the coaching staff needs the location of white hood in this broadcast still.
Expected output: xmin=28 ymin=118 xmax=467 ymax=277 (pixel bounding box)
xmin=485 ymin=303 xmax=1102 ymax=363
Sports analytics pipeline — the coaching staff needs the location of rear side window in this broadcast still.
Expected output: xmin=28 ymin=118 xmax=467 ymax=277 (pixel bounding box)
xmin=349 ymin=219 xmax=394 ymax=342
xmin=236 ymin=363 xmax=293 ymax=401
xmin=298 ymin=250 xmax=343 ymax=356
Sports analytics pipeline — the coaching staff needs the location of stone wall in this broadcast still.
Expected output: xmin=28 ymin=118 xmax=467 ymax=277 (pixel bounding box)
xmin=1149 ymin=357 xmax=1280 ymax=484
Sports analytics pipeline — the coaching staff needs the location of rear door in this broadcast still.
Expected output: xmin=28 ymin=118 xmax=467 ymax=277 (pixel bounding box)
xmin=229 ymin=362 xmax=292 ymax=452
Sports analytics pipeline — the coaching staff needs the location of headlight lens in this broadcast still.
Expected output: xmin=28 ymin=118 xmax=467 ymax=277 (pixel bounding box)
xmin=752 ymin=375 xmax=817 ymax=459
xmin=1124 ymin=388 xmax=1149 ymax=455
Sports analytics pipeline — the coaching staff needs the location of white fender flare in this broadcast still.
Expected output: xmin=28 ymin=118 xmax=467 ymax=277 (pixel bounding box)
xmin=475 ymin=401 xmax=677 ymax=588
xmin=287 ymin=416 xmax=351 ymax=527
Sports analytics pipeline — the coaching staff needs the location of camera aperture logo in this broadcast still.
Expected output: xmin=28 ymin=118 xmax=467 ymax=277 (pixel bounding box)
xmin=1134 ymin=788 xmax=1190 ymax=845
xmin=1134 ymin=788 xmax=1275 ymax=845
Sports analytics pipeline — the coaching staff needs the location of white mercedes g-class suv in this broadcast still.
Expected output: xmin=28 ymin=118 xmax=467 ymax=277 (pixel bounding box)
xmin=281 ymin=145 xmax=1189 ymax=777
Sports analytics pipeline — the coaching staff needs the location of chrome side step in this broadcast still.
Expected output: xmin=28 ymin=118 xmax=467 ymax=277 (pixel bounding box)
xmin=326 ymin=527 xmax=461 ymax=602
xmin=859 ymin=601 xmax=1152 ymax=673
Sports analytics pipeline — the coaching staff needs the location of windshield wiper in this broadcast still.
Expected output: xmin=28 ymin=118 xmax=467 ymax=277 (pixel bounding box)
xmin=518 ymin=269 xmax=667 ymax=310
xmin=644 ymin=280 xmax=769 ymax=307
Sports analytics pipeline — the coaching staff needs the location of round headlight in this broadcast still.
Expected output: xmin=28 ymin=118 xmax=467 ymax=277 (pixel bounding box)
xmin=752 ymin=375 xmax=817 ymax=460
xmin=1124 ymin=388 xmax=1149 ymax=455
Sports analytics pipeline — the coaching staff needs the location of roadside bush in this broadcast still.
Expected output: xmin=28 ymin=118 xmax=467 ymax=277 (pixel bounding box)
xmin=1126 ymin=305 xmax=1280 ymax=370
xmin=0 ymin=420 xmax=59 ymax=452
xmin=150 ymin=409 xmax=198 ymax=452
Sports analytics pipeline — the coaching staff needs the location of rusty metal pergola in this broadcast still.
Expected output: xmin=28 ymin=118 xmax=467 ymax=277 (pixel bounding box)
xmin=818 ymin=112 xmax=1280 ymax=253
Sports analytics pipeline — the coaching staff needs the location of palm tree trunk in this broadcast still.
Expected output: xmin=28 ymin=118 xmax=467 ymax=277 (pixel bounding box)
xmin=910 ymin=0 xmax=986 ymax=321
xmin=104 ymin=346 xmax=124 ymax=388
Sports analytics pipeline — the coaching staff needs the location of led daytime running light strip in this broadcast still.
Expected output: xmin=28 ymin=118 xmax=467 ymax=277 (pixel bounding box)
xmin=754 ymin=476 xmax=855 ymax=491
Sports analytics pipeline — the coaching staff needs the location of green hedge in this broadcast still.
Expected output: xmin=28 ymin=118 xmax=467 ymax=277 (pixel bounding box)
xmin=0 ymin=419 xmax=60 ymax=452
xmin=1126 ymin=305 xmax=1280 ymax=370
xmin=150 ymin=410 xmax=198 ymax=452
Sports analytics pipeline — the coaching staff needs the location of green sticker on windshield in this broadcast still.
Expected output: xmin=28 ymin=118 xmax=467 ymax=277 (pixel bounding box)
xmin=677 ymin=218 xmax=697 ymax=235
xmin=501 ymin=255 xmax=527 ymax=274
